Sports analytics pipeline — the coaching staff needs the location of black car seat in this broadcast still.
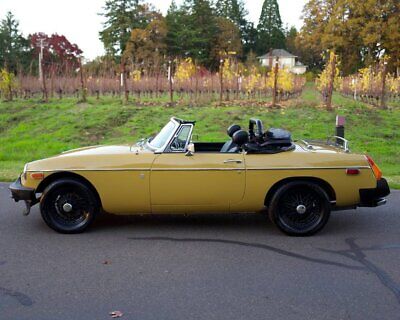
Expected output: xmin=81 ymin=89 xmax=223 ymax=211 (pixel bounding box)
xmin=220 ymin=124 xmax=241 ymax=152
xmin=228 ymin=130 xmax=249 ymax=153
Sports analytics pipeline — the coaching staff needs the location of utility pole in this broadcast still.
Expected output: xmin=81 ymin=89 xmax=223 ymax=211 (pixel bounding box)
xmin=37 ymin=38 xmax=48 ymax=102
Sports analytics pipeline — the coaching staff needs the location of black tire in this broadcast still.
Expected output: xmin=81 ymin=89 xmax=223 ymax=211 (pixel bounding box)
xmin=40 ymin=178 xmax=99 ymax=234
xmin=268 ymin=181 xmax=331 ymax=236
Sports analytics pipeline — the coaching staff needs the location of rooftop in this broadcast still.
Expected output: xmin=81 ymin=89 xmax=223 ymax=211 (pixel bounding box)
xmin=257 ymin=49 xmax=297 ymax=59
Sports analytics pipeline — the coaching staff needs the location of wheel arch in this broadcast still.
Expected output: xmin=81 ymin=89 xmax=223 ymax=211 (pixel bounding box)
xmin=264 ymin=177 xmax=336 ymax=208
xmin=36 ymin=171 xmax=102 ymax=207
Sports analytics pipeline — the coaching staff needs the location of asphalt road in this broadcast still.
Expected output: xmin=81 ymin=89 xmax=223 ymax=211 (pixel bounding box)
xmin=0 ymin=182 xmax=399 ymax=320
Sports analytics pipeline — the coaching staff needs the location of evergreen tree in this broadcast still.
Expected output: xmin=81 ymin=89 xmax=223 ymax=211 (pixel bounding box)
xmin=182 ymin=0 xmax=218 ymax=67
xmin=214 ymin=0 xmax=248 ymax=34
xmin=285 ymin=26 xmax=298 ymax=54
xmin=165 ymin=0 xmax=180 ymax=56
xmin=99 ymin=0 xmax=156 ymax=59
xmin=165 ymin=1 xmax=194 ymax=58
xmin=215 ymin=0 xmax=255 ymax=57
xmin=242 ymin=22 xmax=258 ymax=56
xmin=0 ymin=12 xmax=30 ymax=73
xmin=256 ymin=0 xmax=286 ymax=55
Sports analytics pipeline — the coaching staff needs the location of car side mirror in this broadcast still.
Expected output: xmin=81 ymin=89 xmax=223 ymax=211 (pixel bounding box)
xmin=186 ymin=143 xmax=195 ymax=156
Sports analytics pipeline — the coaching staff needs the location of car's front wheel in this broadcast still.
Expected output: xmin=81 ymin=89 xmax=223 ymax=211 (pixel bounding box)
xmin=40 ymin=178 xmax=99 ymax=234
xmin=268 ymin=181 xmax=331 ymax=236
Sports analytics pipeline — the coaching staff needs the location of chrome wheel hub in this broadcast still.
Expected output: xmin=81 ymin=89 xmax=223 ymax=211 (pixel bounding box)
xmin=296 ymin=204 xmax=307 ymax=214
xmin=63 ymin=203 xmax=73 ymax=213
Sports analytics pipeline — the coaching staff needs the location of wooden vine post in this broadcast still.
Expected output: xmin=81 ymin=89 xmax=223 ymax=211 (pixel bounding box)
xmin=272 ymin=57 xmax=279 ymax=108
xmin=219 ymin=57 xmax=224 ymax=105
xmin=168 ymin=59 xmax=174 ymax=104
xmin=121 ymin=56 xmax=129 ymax=104
xmin=195 ymin=61 xmax=199 ymax=100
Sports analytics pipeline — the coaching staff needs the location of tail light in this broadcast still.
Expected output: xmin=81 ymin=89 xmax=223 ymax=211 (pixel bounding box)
xmin=346 ymin=168 xmax=360 ymax=175
xmin=365 ymin=155 xmax=382 ymax=180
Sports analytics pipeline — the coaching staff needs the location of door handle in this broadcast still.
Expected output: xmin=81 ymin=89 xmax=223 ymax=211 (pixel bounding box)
xmin=224 ymin=159 xmax=243 ymax=164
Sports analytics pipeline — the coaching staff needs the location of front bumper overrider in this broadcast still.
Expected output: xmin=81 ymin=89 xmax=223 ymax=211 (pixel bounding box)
xmin=9 ymin=177 xmax=38 ymax=215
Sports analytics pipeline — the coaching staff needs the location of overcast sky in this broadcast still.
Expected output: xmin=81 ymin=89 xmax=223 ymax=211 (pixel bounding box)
xmin=0 ymin=0 xmax=306 ymax=60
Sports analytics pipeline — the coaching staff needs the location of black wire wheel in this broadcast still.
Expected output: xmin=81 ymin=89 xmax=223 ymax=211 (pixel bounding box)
xmin=40 ymin=178 xmax=99 ymax=234
xmin=268 ymin=181 xmax=331 ymax=236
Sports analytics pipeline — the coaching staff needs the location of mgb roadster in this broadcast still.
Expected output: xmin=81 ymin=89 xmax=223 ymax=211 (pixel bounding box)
xmin=10 ymin=117 xmax=390 ymax=236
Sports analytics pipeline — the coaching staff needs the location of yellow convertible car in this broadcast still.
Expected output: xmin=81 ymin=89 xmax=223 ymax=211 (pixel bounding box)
xmin=10 ymin=117 xmax=390 ymax=236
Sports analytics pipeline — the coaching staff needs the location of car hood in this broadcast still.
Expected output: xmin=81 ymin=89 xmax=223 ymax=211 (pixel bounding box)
xmin=25 ymin=144 xmax=155 ymax=172
xmin=60 ymin=145 xmax=140 ymax=156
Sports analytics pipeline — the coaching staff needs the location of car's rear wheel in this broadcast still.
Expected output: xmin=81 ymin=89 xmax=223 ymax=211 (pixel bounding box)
xmin=40 ymin=179 xmax=99 ymax=234
xmin=268 ymin=181 xmax=331 ymax=236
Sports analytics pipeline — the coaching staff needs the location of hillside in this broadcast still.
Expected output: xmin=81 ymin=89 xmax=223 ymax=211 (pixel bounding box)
xmin=0 ymin=86 xmax=399 ymax=188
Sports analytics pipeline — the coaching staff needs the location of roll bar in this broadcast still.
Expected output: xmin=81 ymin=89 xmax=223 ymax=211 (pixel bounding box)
xmin=249 ymin=118 xmax=264 ymax=140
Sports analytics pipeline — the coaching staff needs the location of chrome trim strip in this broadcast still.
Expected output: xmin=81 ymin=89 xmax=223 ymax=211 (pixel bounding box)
xmin=27 ymin=169 xmax=151 ymax=172
xmin=151 ymin=168 xmax=244 ymax=171
xmin=300 ymin=140 xmax=313 ymax=150
xmin=246 ymin=166 xmax=370 ymax=171
xmin=27 ymin=166 xmax=370 ymax=173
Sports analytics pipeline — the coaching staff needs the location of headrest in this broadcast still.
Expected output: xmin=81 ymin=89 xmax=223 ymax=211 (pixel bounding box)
xmin=227 ymin=124 xmax=241 ymax=137
xmin=232 ymin=130 xmax=249 ymax=146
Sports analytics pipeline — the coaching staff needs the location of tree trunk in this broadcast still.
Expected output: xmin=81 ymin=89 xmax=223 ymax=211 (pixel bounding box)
xmin=79 ymin=58 xmax=87 ymax=103
xmin=7 ymin=82 xmax=13 ymax=102
xmin=380 ymin=59 xmax=388 ymax=110
xmin=326 ymin=54 xmax=336 ymax=111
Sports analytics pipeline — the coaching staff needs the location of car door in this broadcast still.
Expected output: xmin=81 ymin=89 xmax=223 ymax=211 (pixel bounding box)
xmin=150 ymin=125 xmax=246 ymax=213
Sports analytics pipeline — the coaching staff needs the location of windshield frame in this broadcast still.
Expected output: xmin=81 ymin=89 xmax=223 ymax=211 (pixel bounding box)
xmin=145 ymin=118 xmax=180 ymax=153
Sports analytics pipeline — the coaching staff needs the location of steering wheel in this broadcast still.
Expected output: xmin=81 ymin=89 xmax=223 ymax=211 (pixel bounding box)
xmin=171 ymin=138 xmax=186 ymax=151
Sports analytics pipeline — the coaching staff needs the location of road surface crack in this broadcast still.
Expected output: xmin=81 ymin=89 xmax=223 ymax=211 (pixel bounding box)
xmin=127 ymin=236 xmax=364 ymax=270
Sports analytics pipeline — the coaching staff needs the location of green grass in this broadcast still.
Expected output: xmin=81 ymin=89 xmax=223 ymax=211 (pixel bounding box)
xmin=1 ymin=85 xmax=399 ymax=188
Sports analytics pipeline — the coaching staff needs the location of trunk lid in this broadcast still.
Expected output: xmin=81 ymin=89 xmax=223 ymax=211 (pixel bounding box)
xmin=296 ymin=138 xmax=350 ymax=154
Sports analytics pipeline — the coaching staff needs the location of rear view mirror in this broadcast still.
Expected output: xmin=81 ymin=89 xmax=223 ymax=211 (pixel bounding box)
xmin=186 ymin=143 xmax=195 ymax=156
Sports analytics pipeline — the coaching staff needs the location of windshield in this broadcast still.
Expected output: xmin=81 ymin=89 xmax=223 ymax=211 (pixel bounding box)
xmin=148 ymin=121 xmax=177 ymax=149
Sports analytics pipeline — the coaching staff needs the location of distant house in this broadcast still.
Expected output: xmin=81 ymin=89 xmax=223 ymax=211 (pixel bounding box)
xmin=257 ymin=49 xmax=307 ymax=75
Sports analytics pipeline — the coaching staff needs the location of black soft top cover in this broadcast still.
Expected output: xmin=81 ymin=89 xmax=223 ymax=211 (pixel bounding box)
xmin=246 ymin=119 xmax=295 ymax=154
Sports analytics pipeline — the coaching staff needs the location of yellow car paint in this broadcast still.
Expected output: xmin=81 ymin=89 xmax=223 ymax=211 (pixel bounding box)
xmin=21 ymin=139 xmax=377 ymax=215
